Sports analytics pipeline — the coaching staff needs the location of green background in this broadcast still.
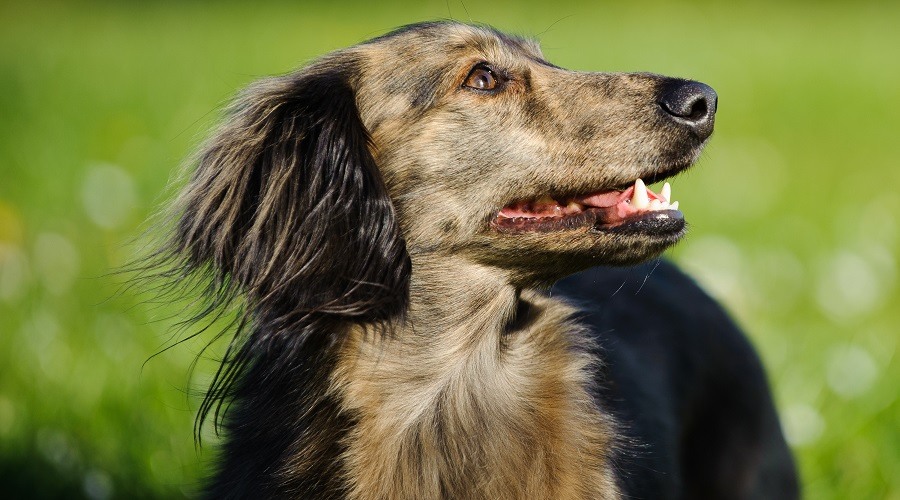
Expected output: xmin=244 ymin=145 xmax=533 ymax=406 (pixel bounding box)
xmin=1 ymin=0 xmax=897 ymax=498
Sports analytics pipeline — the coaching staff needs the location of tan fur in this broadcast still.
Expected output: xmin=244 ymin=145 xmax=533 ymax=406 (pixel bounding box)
xmin=332 ymin=256 xmax=619 ymax=499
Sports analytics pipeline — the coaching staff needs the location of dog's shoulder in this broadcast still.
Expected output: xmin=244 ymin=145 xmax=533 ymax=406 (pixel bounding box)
xmin=552 ymin=261 xmax=797 ymax=499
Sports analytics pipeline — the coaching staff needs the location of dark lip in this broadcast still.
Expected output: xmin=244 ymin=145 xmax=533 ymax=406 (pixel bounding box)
xmin=593 ymin=209 xmax=685 ymax=236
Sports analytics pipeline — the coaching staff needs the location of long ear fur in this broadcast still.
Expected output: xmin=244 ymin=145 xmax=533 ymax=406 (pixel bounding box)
xmin=160 ymin=57 xmax=410 ymax=470
xmin=177 ymin=62 xmax=410 ymax=326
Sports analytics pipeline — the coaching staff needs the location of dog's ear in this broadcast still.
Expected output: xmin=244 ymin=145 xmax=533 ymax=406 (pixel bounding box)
xmin=172 ymin=61 xmax=410 ymax=334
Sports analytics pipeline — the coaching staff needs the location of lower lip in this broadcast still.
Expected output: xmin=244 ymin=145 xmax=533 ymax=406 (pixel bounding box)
xmin=595 ymin=209 xmax=685 ymax=235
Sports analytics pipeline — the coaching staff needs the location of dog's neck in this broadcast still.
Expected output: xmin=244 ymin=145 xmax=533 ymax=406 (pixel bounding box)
xmin=332 ymin=254 xmax=620 ymax=499
xmin=407 ymin=254 xmax=520 ymax=339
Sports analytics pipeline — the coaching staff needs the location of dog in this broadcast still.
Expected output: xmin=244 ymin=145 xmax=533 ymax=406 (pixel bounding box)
xmin=154 ymin=21 xmax=799 ymax=499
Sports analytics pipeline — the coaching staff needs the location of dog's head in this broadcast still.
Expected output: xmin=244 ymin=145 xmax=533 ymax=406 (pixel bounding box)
xmin=172 ymin=21 xmax=716 ymax=321
xmin=353 ymin=22 xmax=716 ymax=283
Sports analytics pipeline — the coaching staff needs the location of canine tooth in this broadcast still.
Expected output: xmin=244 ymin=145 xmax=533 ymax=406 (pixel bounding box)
xmin=535 ymin=196 xmax=556 ymax=206
xmin=661 ymin=182 xmax=671 ymax=203
xmin=649 ymin=199 xmax=663 ymax=211
xmin=632 ymin=178 xmax=649 ymax=209
xmin=566 ymin=201 xmax=583 ymax=213
xmin=670 ymin=201 xmax=679 ymax=210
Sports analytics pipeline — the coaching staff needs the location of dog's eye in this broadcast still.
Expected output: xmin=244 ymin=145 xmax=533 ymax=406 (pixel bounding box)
xmin=463 ymin=65 xmax=500 ymax=91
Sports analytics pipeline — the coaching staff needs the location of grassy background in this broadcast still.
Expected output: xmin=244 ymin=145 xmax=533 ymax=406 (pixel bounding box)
xmin=1 ymin=0 xmax=897 ymax=498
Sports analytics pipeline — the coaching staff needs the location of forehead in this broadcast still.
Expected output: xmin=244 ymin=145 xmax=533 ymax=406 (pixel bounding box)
xmin=348 ymin=22 xmax=550 ymax=129
xmin=361 ymin=22 xmax=546 ymax=67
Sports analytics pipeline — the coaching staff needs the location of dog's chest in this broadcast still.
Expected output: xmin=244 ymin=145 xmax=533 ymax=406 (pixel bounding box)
xmin=332 ymin=296 xmax=621 ymax=499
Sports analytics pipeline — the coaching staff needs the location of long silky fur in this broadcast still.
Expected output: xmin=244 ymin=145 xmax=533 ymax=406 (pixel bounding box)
xmin=144 ymin=57 xmax=410 ymax=497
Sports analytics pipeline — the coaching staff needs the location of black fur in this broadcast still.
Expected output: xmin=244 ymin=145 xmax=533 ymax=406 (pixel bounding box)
xmin=168 ymin=64 xmax=410 ymax=497
xmin=554 ymin=262 xmax=799 ymax=499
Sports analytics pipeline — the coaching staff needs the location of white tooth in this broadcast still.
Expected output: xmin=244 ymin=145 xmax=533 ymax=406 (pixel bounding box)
xmin=632 ymin=178 xmax=649 ymax=209
xmin=661 ymin=182 xmax=671 ymax=203
xmin=670 ymin=201 xmax=679 ymax=210
xmin=650 ymin=199 xmax=662 ymax=210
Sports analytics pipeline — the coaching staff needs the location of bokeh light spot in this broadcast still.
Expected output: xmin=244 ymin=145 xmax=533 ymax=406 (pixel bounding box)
xmin=36 ymin=428 xmax=80 ymax=471
xmin=34 ymin=233 xmax=80 ymax=296
xmin=83 ymin=469 xmax=114 ymax=500
xmin=826 ymin=344 xmax=878 ymax=399
xmin=23 ymin=308 xmax=61 ymax=352
xmin=782 ymin=403 xmax=826 ymax=447
xmin=81 ymin=163 xmax=137 ymax=229
xmin=815 ymin=250 xmax=884 ymax=323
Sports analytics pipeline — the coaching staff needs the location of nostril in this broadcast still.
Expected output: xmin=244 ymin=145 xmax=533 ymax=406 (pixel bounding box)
xmin=659 ymin=80 xmax=718 ymax=139
xmin=685 ymin=96 xmax=708 ymax=121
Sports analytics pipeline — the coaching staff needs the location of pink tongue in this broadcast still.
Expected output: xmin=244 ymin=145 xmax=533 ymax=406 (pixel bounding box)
xmin=578 ymin=185 xmax=662 ymax=208
xmin=578 ymin=190 xmax=629 ymax=208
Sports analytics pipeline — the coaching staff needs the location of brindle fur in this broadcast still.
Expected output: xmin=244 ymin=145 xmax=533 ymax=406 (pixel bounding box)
xmin=151 ymin=21 xmax=797 ymax=499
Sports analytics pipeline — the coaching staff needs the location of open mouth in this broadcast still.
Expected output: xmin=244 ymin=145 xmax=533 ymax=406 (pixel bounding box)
xmin=492 ymin=178 xmax=684 ymax=236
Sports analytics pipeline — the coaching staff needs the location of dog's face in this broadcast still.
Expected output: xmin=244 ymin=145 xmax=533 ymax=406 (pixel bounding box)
xmin=348 ymin=23 xmax=716 ymax=281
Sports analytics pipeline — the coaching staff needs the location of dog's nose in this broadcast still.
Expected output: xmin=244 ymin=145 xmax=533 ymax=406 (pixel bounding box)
xmin=659 ymin=80 xmax=717 ymax=140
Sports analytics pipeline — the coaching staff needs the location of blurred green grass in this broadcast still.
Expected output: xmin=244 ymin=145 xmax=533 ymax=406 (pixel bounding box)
xmin=1 ymin=0 xmax=897 ymax=498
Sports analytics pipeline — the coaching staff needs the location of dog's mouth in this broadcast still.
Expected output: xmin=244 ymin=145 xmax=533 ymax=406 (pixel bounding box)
xmin=492 ymin=178 xmax=684 ymax=236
